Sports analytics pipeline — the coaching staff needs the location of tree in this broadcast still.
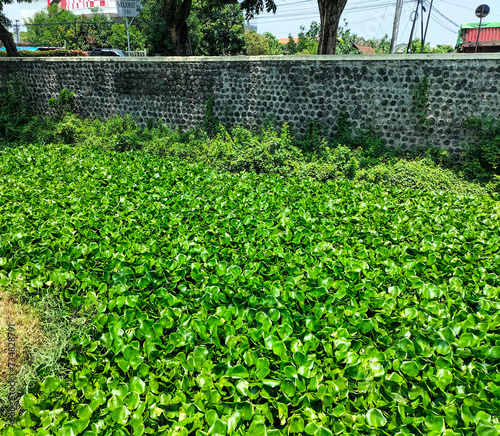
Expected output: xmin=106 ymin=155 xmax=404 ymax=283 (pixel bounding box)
xmin=363 ymin=34 xmax=391 ymax=54
xmin=24 ymin=6 xmax=145 ymax=51
xmin=316 ymin=0 xmax=347 ymax=54
xmin=0 ymin=0 xmax=31 ymax=56
xmin=245 ymin=29 xmax=269 ymax=55
xmin=296 ymin=21 xmax=319 ymax=54
xmin=108 ymin=23 xmax=146 ymax=51
xmin=335 ymin=20 xmax=359 ymax=54
xmin=282 ymin=22 xmax=319 ymax=55
xmin=159 ymin=0 xmax=193 ymax=55
xmin=140 ymin=0 xmax=245 ymax=56
xmin=196 ymin=0 xmax=246 ymax=56
xmin=262 ymin=32 xmax=282 ymax=55
xmin=25 ymin=6 xmax=112 ymax=50
xmin=158 ymin=0 xmax=348 ymax=55
xmin=284 ymin=34 xmax=297 ymax=55
xmin=409 ymin=39 xmax=454 ymax=54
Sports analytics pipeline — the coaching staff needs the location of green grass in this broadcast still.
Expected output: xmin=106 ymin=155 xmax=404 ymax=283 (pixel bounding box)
xmin=0 ymin=142 xmax=499 ymax=435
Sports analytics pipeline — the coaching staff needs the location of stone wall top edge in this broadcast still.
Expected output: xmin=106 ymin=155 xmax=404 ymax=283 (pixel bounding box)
xmin=1 ymin=53 xmax=500 ymax=62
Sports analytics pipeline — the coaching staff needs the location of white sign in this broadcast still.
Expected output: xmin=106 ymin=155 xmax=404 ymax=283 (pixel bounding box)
xmin=117 ymin=0 xmax=138 ymax=17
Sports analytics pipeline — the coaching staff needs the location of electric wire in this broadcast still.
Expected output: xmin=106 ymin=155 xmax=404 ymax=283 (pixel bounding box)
xmin=252 ymin=1 xmax=401 ymax=22
xmin=431 ymin=5 xmax=459 ymax=27
xmin=374 ymin=0 xmax=393 ymax=38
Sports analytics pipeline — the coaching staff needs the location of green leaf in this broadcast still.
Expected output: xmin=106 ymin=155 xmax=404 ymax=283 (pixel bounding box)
xmin=227 ymin=365 xmax=249 ymax=378
xmin=42 ymin=376 xmax=60 ymax=393
xmin=476 ymin=424 xmax=499 ymax=436
xmin=293 ymin=351 xmax=307 ymax=366
xmin=435 ymin=368 xmax=453 ymax=389
xmin=314 ymin=427 xmax=333 ymax=436
xmin=281 ymin=379 xmax=296 ymax=398
xmin=400 ymin=361 xmax=421 ymax=378
xmin=365 ymin=408 xmax=387 ymax=428
xmin=129 ymin=377 xmax=146 ymax=395
xmin=289 ymin=416 xmax=305 ymax=433
xmin=111 ymin=406 xmax=131 ymax=425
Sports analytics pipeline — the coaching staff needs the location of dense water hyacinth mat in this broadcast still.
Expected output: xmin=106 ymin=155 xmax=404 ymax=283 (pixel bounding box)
xmin=0 ymin=143 xmax=500 ymax=436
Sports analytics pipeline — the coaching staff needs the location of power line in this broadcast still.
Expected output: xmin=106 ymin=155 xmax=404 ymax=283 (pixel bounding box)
xmin=432 ymin=5 xmax=459 ymax=27
xmin=436 ymin=0 xmax=468 ymax=10
xmin=375 ymin=0 xmax=393 ymax=38
xmin=429 ymin=13 xmax=457 ymax=33
xmin=252 ymin=1 xmax=401 ymax=21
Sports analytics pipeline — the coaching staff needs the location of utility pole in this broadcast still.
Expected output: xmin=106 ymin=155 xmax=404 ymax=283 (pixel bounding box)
xmin=423 ymin=0 xmax=434 ymax=49
xmin=390 ymin=0 xmax=404 ymax=54
xmin=420 ymin=0 xmax=425 ymax=52
xmin=407 ymin=0 xmax=421 ymax=53
xmin=12 ymin=20 xmax=20 ymax=44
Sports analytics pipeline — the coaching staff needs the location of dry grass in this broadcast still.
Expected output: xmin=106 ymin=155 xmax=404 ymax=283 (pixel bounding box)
xmin=0 ymin=288 xmax=46 ymax=383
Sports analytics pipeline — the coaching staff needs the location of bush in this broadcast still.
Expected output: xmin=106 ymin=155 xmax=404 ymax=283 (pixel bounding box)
xmin=356 ymin=158 xmax=486 ymax=196
xmin=0 ymin=73 xmax=31 ymax=146
xmin=0 ymin=89 xmax=492 ymax=196
xmin=82 ymin=115 xmax=146 ymax=152
xmin=462 ymin=117 xmax=500 ymax=184
xmin=0 ymin=49 xmax=88 ymax=57
xmin=48 ymin=89 xmax=77 ymax=120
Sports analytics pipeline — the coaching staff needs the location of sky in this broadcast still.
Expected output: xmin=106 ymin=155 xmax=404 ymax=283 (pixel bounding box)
xmin=4 ymin=0 xmax=500 ymax=48
xmin=247 ymin=0 xmax=500 ymax=48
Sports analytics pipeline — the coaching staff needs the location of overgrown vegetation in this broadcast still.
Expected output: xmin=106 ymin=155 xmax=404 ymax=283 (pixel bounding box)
xmin=462 ymin=116 xmax=500 ymax=190
xmin=0 ymin=49 xmax=88 ymax=57
xmin=0 ymin=282 xmax=92 ymax=420
xmin=1 ymin=141 xmax=500 ymax=434
xmin=1 ymin=78 xmax=500 ymax=435
xmin=1 ymin=83 xmax=496 ymax=197
xmin=412 ymin=74 xmax=431 ymax=133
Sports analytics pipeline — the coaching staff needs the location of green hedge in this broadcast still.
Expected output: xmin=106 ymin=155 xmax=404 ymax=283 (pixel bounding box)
xmin=0 ymin=49 xmax=88 ymax=57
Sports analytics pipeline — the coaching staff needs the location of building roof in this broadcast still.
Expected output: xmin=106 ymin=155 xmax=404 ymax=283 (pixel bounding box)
xmin=278 ymin=37 xmax=298 ymax=44
xmin=353 ymin=44 xmax=376 ymax=54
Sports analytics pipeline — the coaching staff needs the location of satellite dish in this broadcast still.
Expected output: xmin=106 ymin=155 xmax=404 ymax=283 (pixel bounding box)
xmin=475 ymin=4 xmax=490 ymax=18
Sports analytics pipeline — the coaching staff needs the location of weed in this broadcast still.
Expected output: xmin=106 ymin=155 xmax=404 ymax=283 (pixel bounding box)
xmin=412 ymin=74 xmax=431 ymax=133
xmin=47 ymin=89 xmax=77 ymax=120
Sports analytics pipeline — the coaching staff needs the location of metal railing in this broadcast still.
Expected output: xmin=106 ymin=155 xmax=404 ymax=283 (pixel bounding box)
xmin=127 ymin=50 xmax=147 ymax=57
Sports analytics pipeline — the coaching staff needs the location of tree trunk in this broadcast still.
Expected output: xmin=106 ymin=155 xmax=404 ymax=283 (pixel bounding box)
xmin=0 ymin=22 xmax=19 ymax=57
xmin=317 ymin=0 xmax=348 ymax=54
xmin=170 ymin=21 xmax=192 ymax=56
xmin=161 ymin=0 xmax=193 ymax=56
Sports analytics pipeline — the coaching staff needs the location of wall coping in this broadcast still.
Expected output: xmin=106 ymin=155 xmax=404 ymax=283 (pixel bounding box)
xmin=1 ymin=53 xmax=500 ymax=62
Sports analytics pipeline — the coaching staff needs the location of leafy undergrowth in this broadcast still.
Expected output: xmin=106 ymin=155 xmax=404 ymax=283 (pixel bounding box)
xmin=1 ymin=110 xmax=489 ymax=197
xmin=1 ymin=143 xmax=500 ymax=436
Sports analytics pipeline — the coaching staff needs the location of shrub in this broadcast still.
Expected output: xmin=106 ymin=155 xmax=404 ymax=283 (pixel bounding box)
xmin=356 ymin=158 xmax=486 ymax=196
xmin=84 ymin=115 xmax=145 ymax=152
xmin=293 ymin=120 xmax=328 ymax=154
xmin=0 ymin=49 xmax=88 ymax=57
xmin=462 ymin=117 xmax=500 ymax=184
xmin=48 ymin=89 xmax=77 ymax=120
xmin=0 ymin=73 xmax=31 ymax=146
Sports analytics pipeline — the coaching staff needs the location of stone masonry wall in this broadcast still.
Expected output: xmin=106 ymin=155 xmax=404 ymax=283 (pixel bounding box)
xmin=1 ymin=54 xmax=500 ymax=158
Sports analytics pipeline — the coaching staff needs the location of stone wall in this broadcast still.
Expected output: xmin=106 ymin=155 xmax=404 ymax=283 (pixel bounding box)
xmin=1 ymin=54 xmax=500 ymax=157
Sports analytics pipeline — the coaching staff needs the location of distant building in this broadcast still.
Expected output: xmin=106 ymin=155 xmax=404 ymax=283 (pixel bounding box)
xmin=278 ymin=37 xmax=297 ymax=44
xmin=353 ymin=44 xmax=376 ymax=54
xmin=3 ymin=0 xmax=117 ymax=34
xmin=457 ymin=22 xmax=500 ymax=53
xmin=244 ymin=23 xmax=257 ymax=33
xmin=48 ymin=0 xmax=118 ymax=17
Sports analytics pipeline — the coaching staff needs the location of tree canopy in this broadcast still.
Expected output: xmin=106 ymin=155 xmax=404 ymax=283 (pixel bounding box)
xmin=159 ymin=0 xmax=349 ymax=55
xmin=140 ymin=0 xmax=246 ymax=56
xmin=24 ymin=6 xmax=145 ymax=51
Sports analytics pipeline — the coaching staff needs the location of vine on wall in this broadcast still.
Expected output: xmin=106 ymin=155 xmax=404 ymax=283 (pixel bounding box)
xmin=413 ymin=74 xmax=431 ymax=133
